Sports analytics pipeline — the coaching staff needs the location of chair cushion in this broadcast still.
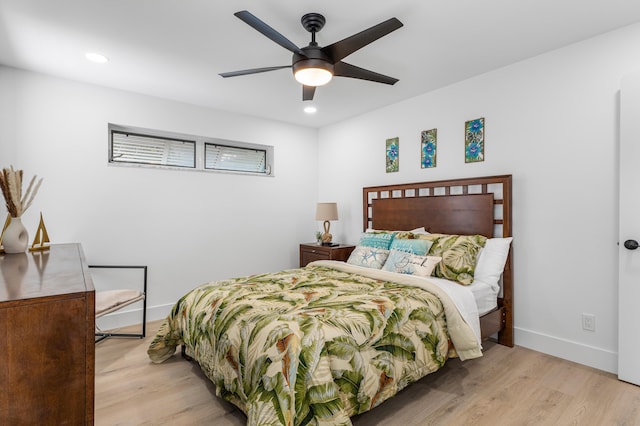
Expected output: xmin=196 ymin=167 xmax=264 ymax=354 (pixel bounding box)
xmin=96 ymin=289 xmax=144 ymax=317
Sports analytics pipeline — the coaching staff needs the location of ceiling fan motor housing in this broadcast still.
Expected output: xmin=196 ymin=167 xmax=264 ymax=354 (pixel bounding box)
xmin=292 ymin=47 xmax=335 ymax=77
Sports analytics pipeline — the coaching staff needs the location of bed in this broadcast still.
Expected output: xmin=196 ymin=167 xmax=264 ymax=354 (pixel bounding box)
xmin=148 ymin=174 xmax=513 ymax=425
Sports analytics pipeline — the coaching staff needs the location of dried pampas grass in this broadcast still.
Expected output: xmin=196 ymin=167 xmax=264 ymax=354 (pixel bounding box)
xmin=0 ymin=166 xmax=43 ymax=217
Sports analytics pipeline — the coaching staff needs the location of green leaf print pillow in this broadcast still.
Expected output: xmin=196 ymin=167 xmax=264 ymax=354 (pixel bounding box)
xmin=420 ymin=233 xmax=487 ymax=285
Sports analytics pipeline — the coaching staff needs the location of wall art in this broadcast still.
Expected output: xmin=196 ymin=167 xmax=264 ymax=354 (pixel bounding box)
xmin=421 ymin=129 xmax=437 ymax=169
xmin=465 ymin=117 xmax=485 ymax=163
xmin=386 ymin=137 xmax=399 ymax=173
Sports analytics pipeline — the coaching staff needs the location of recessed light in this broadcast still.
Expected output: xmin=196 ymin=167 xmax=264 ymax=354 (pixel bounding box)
xmin=85 ymin=52 xmax=108 ymax=63
xmin=304 ymin=105 xmax=317 ymax=114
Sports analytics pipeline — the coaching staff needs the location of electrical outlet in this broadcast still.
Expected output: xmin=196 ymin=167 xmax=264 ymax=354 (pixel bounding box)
xmin=582 ymin=313 xmax=596 ymax=331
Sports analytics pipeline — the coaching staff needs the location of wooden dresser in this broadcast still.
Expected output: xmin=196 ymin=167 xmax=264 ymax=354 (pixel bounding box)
xmin=0 ymin=243 xmax=95 ymax=425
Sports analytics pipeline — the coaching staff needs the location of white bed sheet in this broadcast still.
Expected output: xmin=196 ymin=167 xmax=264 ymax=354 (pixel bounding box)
xmin=419 ymin=277 xmax=499 ymax=346
xmin=467 ymin=280 xmax=499 ymax=316
xmin=424 ymin=277 xmax=498 ymax=315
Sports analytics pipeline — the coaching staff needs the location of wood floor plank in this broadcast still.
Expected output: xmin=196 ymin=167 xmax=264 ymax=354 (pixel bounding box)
xmin=95 ymin=321 xmax=640 ymax=425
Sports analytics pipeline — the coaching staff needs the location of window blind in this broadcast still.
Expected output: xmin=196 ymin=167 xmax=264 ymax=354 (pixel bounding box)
xmin=205 ymin=143 xmax=267 ymax=174
xmin=111 ymin=131 xmax=195 ymax=168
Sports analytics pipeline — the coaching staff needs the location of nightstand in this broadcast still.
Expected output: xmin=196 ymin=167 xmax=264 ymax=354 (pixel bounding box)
xmin=299 ymin=243 xmax=356 ymax=267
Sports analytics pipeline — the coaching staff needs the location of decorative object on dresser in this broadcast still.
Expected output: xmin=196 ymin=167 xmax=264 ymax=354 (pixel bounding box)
xmin=29 ymin=212 xmax=51 ymax=252
xmin=299 ymin=243 xmax=355 ymax=267
xmin=0 ymin=214 xmax=27 ymax=254
xmin=0 ymin=243 xmax=95 ymax=424
xmin=315 ymin=202 xmax=338 ymax=244
xmin=0 ymin=166 xmax=43 ymax=253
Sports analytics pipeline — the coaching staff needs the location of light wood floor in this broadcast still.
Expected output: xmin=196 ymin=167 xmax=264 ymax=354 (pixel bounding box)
xmin=96 ymin=321 xmax=640 ymax=425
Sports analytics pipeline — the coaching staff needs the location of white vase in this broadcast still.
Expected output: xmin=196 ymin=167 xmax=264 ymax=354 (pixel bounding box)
xmin=3 ymin=216 xmax=29 ymax=253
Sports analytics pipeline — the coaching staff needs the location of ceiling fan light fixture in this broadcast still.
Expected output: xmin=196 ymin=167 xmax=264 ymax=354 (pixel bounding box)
xmin=293 ymin=59 xmax=334 ymax=87
xmin=295 ymin=67 xmax=332 ymax=86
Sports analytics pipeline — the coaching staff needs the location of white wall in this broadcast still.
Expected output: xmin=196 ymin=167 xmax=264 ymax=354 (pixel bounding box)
xmin=3 ymin=23 xmax=639 ymax=374
xmin=0 ymin=66 xmax=319 ymax=326
xmin=318 ymin=23 xmax=640 ymax=373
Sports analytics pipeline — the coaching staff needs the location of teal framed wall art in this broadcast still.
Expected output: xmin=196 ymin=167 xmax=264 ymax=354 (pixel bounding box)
xmin=465 ymin=117 xmax=484 ymax=163
xmin=421 ymin=129 xmax=437 ymax=169
xmin=386 ymin=137 xmax=399 ymax=173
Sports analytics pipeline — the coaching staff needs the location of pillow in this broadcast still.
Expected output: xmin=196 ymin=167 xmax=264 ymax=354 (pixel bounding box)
xmin=358 ymin=231 xmax=395 ymax=249
xmin=473 ymin=237 xmax=513 ymax=290
xmin=409 ymin=227 xmax=430 ymax=234
xmin=347 ymin=246 xmax=390 ymax=269
xmin=366 ymin=227 xmax=428 ymax=234
xmin=420 ymin=233 xmax=487 ymax=285
xmin=394 ymin=230 xmax=428 ymax=240
xmin=382 ymin=249 xmax=441 ymax=276
xmin=389 ymin=238 xmax=432 ymax=255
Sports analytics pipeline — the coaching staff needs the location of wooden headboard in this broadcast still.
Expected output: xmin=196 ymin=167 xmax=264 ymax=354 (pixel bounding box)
xmin=363 ymin=175 xmax=513 ymax=347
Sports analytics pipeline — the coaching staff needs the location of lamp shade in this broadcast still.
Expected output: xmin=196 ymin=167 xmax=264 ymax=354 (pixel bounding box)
xmin=315 ymin=203 xmax=338 ymax=221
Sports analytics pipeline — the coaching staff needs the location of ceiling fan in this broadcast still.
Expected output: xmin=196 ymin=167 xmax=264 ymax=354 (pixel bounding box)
xmin=219 ymin=11 xmax=403 ymax=101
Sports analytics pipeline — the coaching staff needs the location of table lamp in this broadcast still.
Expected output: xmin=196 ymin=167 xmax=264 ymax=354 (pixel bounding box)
xmin=315 ymin=202 xmax=338 ymax=245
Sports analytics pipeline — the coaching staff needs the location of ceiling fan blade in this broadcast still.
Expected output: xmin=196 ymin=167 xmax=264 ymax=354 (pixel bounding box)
xmin=303 ymin=85 xmax=316 ymax=101
xmin=219 ymin=65 xmax=291 ymax=78
xmin=334 ymin=61 xmax=398 ymax=85
xmin=234 ymin=11 xmax=305 ymax=56
xmin=323 ymin=17 xmax=403 ymax=62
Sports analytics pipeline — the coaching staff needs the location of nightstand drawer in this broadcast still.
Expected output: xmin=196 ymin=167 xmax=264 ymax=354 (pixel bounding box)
xmin=299 ymin=244 xmax=355 ymax=267
xmin=301 ymin=249 xmax=328 ymax=265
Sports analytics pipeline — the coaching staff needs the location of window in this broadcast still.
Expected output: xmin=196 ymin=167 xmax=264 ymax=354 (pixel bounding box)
xmin=108 ymin=124 xmax=274 ymax=176
xmin=205 ymin=143 xmax=267 ymax=174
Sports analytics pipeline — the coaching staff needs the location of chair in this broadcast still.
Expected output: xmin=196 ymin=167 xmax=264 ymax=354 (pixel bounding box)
xmin=89 ymin=265 xmax=147 ymax=343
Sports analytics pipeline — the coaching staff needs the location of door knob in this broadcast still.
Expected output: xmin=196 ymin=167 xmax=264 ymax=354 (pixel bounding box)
xmin=624 ymin=239 xmax=640 ymax=250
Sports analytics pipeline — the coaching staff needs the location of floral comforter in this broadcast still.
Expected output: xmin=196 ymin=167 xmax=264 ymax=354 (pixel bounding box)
xmin=148 ymin=260 xmax=481 ymax=426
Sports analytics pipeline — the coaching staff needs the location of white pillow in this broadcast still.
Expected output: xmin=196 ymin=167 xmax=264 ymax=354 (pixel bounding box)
xmin=473 ymin=237 xmax=513 ymax=290
xmin=347 ymin=246 xmax=390 ymax=269
xmin=410 ymin=227 xmax=430 ymax=234
xmin=382 ymin=249 xmax=441 ymax=277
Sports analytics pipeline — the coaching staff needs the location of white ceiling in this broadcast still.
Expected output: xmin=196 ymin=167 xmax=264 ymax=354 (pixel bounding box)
xmin=1 ymin=0 xmax=640 ymax=128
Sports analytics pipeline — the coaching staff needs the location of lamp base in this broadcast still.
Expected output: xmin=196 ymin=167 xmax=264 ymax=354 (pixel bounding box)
xmin=321 ymin=220 xmax=333 ymax=244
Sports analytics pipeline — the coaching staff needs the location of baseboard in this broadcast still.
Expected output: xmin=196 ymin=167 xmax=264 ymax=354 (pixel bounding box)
xmin=515 ymin=327 xmax=617 ymax=374
xmin=95 ymin=303 xmax=175 ymax=333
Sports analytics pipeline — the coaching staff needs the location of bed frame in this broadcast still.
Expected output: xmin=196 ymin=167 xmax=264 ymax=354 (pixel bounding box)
xmin=363 ymin=175 xmax=513 ymax=347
